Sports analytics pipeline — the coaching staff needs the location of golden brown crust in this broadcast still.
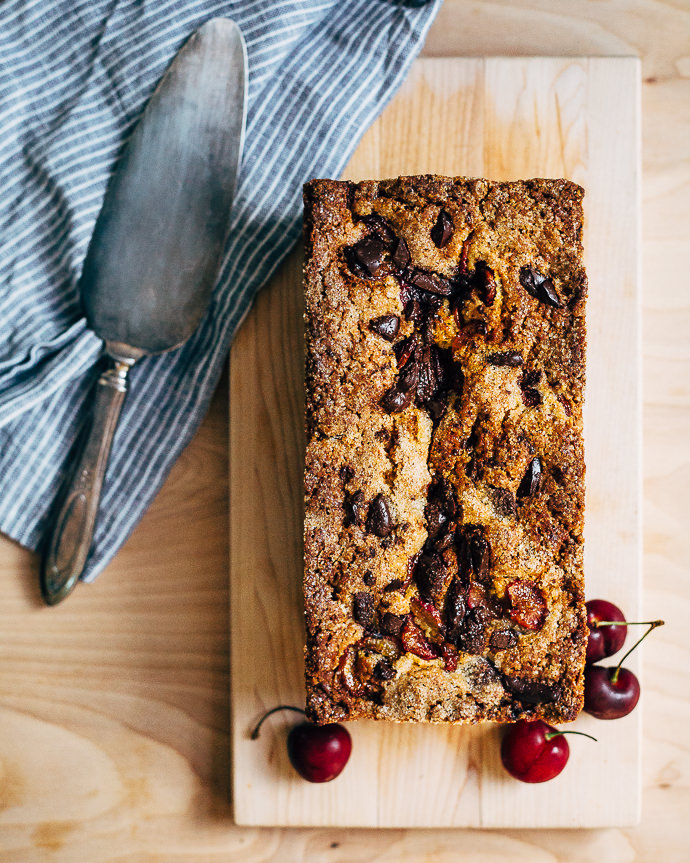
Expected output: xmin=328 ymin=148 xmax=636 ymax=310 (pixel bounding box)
xmin=303 ymin=176 xmax=588 ymax=726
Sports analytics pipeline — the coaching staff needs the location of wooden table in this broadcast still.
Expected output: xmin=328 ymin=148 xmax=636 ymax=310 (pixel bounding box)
xmin=1 ymin=2 xmax=687 ymax=860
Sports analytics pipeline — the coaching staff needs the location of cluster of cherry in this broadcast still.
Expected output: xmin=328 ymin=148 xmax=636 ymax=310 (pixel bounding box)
xmin=251 ymin=599 xmax=663 ymax=785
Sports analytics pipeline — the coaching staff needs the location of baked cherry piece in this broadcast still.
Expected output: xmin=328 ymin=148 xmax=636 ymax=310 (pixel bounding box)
xmin=584 ymin=619 xmax=664 ymax=720
xmin=250 ymin=705 xmax=352 ymax=783
xmin=586 ymin=598 xmax=627 ymax=663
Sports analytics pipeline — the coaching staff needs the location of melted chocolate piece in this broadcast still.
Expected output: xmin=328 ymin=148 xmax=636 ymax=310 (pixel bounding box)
xmin=517 ymin=457 xmax=542 ymax=498
xmin=503 ymin=675 xmax=563 ymax=704
xmin=353 ymin=592 xmax=376 ymax=629
xmin=519 ymin=266 xmax=561 ymax=307
xmin=369 ymin=314 xmax=400 ymax=341
xmin=431 ymin=209 xmax=454 ymax=248
xmin=366 ymin=494 xmax=393 ymax=537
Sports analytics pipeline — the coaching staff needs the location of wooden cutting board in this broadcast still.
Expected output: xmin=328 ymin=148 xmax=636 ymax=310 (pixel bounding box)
xmin=229 ymin=57 xmax=641 ymax=828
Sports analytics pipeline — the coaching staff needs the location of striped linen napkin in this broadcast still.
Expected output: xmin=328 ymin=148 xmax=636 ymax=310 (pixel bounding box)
xmin=0 ymin=0 xmax=441 ymax=581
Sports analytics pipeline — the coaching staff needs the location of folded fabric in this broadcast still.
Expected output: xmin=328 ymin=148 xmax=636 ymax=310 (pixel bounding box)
xmin=0 ymin=0 xmax=441 ymax=581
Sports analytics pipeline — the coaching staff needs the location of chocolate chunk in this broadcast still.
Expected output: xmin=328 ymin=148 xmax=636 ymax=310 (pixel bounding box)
xmin=427 ymin=474 xmax=456 ymax=516
xmin=470 ymin=530 xmax=491 ymax=582
xmin=430 ymin=532 xmax=454 ymax=555
xmin=444 ymin=576 xmax=467 ymax=642
xmin=474 ymin=261 xmax=496 ymax=305
xmin=380 ymin=358 xmax=419 ymax=413
xmin=431 ymin=344 xmax=447 ymax=388
xmin=452 ymin=270 xmax=474 ymax=305
xmin=489 ymin=628 xmax=518 ymax=651
xmin=517 ymin=457 xmax=542 ymax=498
xmin=521 ymin=368 xmax=542 ymax=388
xmin=521 ymin=387 xmax=542 ymax=407
xmin=392 ymin=236 xmax=411 ymax=270
xmin=425 ymin=501 xmax=448 ymax=540
xmin=414 ymin=551 xmax=447 ymax=602
xmin=489 ymin=486 xmax=516 ymax=518
xmin=366 ymin=494 xmax=393 ymax=537
xmin=339 ymin=465 xmax=354 ymax=484
xmin=457 ymin=525 xmax=491 ymax=582
xmin=416 ymin=344 xmax=439 ymax=405
xmin=458 ymin=234 xmax=472 ymax=274
xmin=361 ymin=213 xmax=396 ymax=246
xmin=346 ymin=235 xmax=387 ymax=278
xmin=383 ymin=578 xmax=404 ymax=593
xmin=503 ymin=675 xmax=563 ymax=704
xmin=369 ymin=314 xmax=400 ymax=341
xmin=455 ymin=528 xmax=472 ymax=581
xmin=431 ymin=209 xmax=454 ymax=248
xmin=353 ymin=591 xmax=376 ymax=628
xmin=373 ymin=659 xmax=395 ymax=681
xmin=406 ymin=550 xmax=422 ymax=579
xmin=404 ymin=297 xmax=422 ymax=324
xmin=457 ymin=608 xmax=490 ymax=654
xmin=343 ymin=489 xmax=365 ymax=526
xmin=409 ymin=268 xmax=453 ymax=296
xmin=380 ymin=612 xmax=405 ymax=636
xmin=469 ymin=599 xmax=492 ymax=626
xmin=363 ymin=570 xmax=375 ymax=586
xmin=445 ymin=354 xmax=464 ymax=394
xmin=487 ymin=351 xmax=523 ymax=367
xmin=345 ymin=181 xmax=356 ymax=213
xmin=519 ymin=266 xmax=561 ymax=307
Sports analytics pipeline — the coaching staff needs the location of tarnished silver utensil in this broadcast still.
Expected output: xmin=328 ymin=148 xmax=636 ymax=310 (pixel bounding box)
xmin=41 ymin=18 xmax=247 ymax=605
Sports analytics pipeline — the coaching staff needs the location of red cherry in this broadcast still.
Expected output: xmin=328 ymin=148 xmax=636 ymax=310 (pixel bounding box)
xmin=500 ymin=720 xmax=570 ymax=783
xmin=250 ymin=706 xmax=353 ymax=784
xmin=287 ymin=721 xmax=352 ymax=783
xmin=585 ymin=599 xmax=627 ymax=663
xmin=584 ymin=665 xmax=640 ymax=719
xmin=584 ymin=618 xmax=664 ymax=720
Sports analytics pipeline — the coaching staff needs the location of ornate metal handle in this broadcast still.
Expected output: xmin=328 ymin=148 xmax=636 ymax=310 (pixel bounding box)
xmin=40 ymin=356 xmax=133 ymax=605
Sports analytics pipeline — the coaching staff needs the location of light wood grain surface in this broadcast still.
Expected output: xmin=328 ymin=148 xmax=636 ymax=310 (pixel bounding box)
xmin=1 ymin=2 xmax=688 ymax=860
xmin=230 ymin=56 xmax=642 ymax=829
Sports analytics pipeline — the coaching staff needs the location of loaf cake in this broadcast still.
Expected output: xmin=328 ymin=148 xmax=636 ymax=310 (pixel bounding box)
xmin=303 ymin=175 xmax=588 ymax=726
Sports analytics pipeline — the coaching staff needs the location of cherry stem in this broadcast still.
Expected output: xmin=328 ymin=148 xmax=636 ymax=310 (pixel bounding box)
xmin=545 ymin=730 xmax=598 ymax=743
xmin=594 ymin=620 xmax=661 ymax=628
xmin=611 ymin=620 xmax=665 ymax=683
xmin=250 ymin=705 xmax=306 ymax=740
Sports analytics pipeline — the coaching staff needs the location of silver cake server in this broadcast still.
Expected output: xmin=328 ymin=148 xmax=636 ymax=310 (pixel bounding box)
xmin=40 ymin=18 xmax=247 ymax=605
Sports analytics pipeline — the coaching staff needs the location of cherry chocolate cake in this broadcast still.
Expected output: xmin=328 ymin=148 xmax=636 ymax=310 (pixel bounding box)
xmin=303 ymin=175 xmax=588 ymax=725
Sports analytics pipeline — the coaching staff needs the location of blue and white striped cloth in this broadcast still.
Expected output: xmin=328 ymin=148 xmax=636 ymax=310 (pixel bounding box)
xmin=0 ymin=0 xmax=441 ymax=581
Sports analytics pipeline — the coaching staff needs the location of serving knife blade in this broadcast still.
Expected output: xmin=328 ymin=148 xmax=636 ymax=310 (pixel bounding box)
xmin=40 ymin=18 xmax=247 ymax=605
